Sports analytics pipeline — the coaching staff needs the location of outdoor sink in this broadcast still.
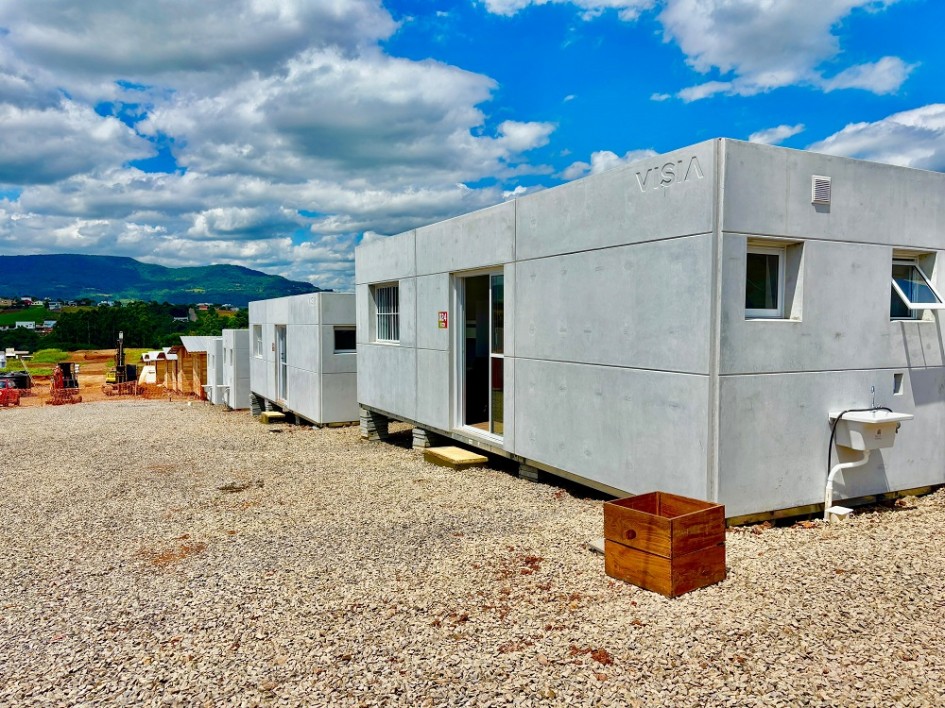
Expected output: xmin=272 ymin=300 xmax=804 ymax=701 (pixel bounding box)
xmin=830 ymin=409 xmax=914 ymax=450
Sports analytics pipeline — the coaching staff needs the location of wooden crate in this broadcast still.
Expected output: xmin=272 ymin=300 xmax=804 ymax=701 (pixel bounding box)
xmin=604 ymin=491 xmax=726 ymax=598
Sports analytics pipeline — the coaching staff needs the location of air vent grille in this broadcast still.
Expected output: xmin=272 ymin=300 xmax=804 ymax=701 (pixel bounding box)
xmin=811 ymin=175 xmax=831 ymax=205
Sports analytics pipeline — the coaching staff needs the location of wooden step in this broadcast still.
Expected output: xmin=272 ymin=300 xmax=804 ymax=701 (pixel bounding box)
xmin=259 ymin=411 xmax=286 ymax=424
xmin=423 ymin=446 xmax=488 ymax=470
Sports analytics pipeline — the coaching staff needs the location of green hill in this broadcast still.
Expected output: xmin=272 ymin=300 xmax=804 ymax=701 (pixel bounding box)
xmin=0 ymin=254 xmax=323 ymax=307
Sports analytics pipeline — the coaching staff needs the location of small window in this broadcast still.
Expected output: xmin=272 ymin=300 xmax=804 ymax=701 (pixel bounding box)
xmin=891 ymin=259 xmax=944 ymax=319
xmin=745 ymin=246 xmax=785 ymax=318
xmin=373 ymin=284 xmax=399 ymax=342
xmin=334 ymin=327 xmax=356 ymax=353
xmin=253 ymin=325 xmax=263 ymax=357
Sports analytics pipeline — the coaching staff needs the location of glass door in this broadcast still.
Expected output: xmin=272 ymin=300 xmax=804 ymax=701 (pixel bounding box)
xmin=275 ymin=325 xmax=287 ymax=401
xmin=460 ymin=272 xmax=503 ymax=436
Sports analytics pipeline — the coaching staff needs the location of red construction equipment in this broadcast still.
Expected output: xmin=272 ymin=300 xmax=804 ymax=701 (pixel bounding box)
xmin=47 ymin=363 xmax=82 ymax=405
xmin=0 ymin=379 xmax=20 ymax=407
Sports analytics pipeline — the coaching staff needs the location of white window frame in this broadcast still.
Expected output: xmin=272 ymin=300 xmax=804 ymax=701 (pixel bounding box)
xmin=333 ymin=326 xmax=357 ymax=354
xmin=745 ymin=245 xmax=785 ymax=319
xmin=891 ymin=258 xmax=945 ymax=319
xmin=252 ymin=325 xmax=263 ymax=358
xmin=373 ymin=284 xmax=399 ymax=343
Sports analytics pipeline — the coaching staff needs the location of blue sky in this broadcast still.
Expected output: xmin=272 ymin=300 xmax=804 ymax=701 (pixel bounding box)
xmin=0 ymin=1 xmax=942 ymax=291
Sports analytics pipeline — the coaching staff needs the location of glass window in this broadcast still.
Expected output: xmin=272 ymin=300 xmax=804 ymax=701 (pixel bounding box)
xmin=745 ymin=246 xmax=784 ymax=318
xmin=334 ymin=327 xmax=356 ymax=353
xmin=891 ymin=259 xmax=944 ymax=319
xmin=252 ymin=325 xmax=263 ymax=357
xmin=373 ymin=284 xmax=399 ymax=342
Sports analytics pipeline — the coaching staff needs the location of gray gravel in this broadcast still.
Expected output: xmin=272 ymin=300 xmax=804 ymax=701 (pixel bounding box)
xmin=1 ymin=401 xmax=943 ymax=707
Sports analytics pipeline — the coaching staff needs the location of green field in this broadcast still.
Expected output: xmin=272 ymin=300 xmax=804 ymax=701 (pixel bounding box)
xmin=0 ymin=305 xmax=54 ymax=326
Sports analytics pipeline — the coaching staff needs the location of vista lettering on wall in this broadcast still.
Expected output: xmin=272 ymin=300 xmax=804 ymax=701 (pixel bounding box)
xmin=635 ymin=156 xmax=704 ymax=192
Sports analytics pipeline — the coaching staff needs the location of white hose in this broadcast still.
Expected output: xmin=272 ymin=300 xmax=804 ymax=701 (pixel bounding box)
xmin=824 ymin=449 xmax=870 ymax=521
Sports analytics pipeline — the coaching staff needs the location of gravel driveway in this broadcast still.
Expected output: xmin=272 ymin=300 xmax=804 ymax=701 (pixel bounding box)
xmin=1 ymin=401 xmax=943 ymax=706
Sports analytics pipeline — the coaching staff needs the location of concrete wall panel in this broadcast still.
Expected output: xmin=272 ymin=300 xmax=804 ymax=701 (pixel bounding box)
xmin=515 ymin=235 xmax=714 ymax=374
xmin=720 ymin=235 xmax=945 ymax=373
xmin=357 ymin=344 xmax=417 ymax=420
xmin=416 ymin=274 xmax=451 ymax=351
xmin=514 ymin=359 xmax=710 ymax=498
xmin=516 ymin=141 xmax=717 ymax=261
xmin=415 ymin=348 xmax=450 ymax=430
xmin=356 ymin=284 xmax=370 ymax=345
xmin=285 ymin=366 xmax=319 ymax=423
xmin=718 ymin=370 xmax=945 ymax=518
xmin=355 ymin=231 xmax=416 ymax=284
xmin=722 ymin=140 xmax=945 ymax=249
xmin=321 ymin=373 xmax=359 ymax=423
xmin=288 ymin=295 xmax=319 ymax=325
xmin=319 ymin=292 xmax=357 ymax=326
xmin=287 ymin=324 xmax=319 ymax=375
xmin=416 ymin=201 xmax=515 ymax=275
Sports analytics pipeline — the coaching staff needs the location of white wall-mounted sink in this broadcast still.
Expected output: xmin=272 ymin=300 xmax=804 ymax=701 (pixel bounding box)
xmin=830 ymin=409 xmax=914 ymax=450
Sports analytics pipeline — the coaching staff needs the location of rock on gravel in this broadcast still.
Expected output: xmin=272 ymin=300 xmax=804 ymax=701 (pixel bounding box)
xmin=0 ymin=401 xmax=943 ymax=707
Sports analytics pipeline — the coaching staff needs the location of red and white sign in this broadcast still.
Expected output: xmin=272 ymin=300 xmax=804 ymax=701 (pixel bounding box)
xmin=438 ymin=311 xmax=448 ymax=329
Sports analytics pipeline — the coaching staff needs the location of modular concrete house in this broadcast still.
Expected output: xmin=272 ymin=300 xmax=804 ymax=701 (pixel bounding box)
xmin=221 ymin=328 xmax=250 ymax=410
xmin=204 ymin=337 xmax=225 ymax=405
xmin=355 ymin=138 xmax=945 ymax=520
xmin=248 ymin=293 xmax=358 ymax=425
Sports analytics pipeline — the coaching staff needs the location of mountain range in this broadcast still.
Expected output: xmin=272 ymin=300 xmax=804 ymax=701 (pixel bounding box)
xmin=0 ymin=254 xmax=323 ymax=307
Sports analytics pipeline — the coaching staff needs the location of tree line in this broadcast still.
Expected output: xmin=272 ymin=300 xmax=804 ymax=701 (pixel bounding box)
xmin=0 ymin=302 xmax=249 ymax=352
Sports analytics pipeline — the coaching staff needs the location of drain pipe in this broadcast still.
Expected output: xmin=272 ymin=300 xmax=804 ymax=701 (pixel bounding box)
xmin=824 ymin=449 xmax=870 ymax=520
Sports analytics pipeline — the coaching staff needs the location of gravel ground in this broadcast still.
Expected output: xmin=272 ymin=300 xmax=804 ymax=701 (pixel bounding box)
xmin=1 ymin=401 xmax=943 ymax=707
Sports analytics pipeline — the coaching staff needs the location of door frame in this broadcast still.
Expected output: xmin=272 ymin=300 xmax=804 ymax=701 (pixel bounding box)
xmin=275 ymin=324 xmax=287 ymax=402
xmin=451 ymin=267 xmax=504 ymax=441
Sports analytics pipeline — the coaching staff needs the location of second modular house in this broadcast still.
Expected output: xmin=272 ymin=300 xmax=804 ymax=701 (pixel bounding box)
xmin=355 ymin=138 xmax=945 ymax=521
xmin=248 ymin=293 xmax=358 ymax=425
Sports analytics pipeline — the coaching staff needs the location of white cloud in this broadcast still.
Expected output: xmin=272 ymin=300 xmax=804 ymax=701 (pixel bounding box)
xmin=561 ymin=148 xmax=657 ymax=180
xmin=483 ymin=0 xmax=911 ymax=100
xmin=807 ymin=104 xmax=945 ymax=172
xmin=659 ymin=0 xmax=911 ymax=100
xmin=483 ymin=0 xmax=655 ymax=21
xmin=0 ymin=2 xmax=562 ymax=289
xmin=822 ymin=56 xmax=917 ymax=94
xmin=0 ymin=1 xmax=396 ymax=77
xmin=0 ymin=101 xmax=152 ymax=185
xmin=748 ymin=123 xmax=805 ymax=145
xmin=496 ymin=120 xmax=556 ymax=152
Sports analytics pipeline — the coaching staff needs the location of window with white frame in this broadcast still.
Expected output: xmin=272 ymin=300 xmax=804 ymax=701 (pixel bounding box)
xmin=373 ymin=284 xmax=399 ymax=342
xmin=745 ymin=245 xmax=785 ymax=318
xmin=891 ymin=257 xmax=944 ymax=320
xmin=253 ymin=325 xmax=263 ymax=357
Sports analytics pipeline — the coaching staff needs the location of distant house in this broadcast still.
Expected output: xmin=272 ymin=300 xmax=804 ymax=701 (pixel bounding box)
xmin=48 ymin=302 xmax=62 ymax=311
xmin=153 ymin=348 xmax=179 ymax=390
xmin=0 ymin=298 xmax=13 ymax=308
xmin=14 ymin=321 xmax=35 ymax=330
xmin=176 ymin=336 xmax=219 ymax=400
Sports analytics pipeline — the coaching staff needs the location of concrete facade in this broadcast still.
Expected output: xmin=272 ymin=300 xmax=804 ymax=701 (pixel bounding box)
xmin=248 ymin=293 xmax=358 ymax=425
xmin=355 ymin=139 xmax=945 ymax=518
xmin=222 ymin=328 xmax=250 ymax=410
xmin=205 ymin=337 xmax=224 ymax=405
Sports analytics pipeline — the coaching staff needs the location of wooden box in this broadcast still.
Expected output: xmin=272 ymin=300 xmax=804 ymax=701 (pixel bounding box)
xmin=604 ymin=491 xmax=726 ymax=598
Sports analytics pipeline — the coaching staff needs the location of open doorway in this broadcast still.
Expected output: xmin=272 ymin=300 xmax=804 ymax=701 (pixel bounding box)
xmin=459 ymin=272 xmax=503 ymax=436
xmin=275 ymin=325 xmax=287 ymax=401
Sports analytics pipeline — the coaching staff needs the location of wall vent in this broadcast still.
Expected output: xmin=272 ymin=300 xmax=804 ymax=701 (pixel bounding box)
xmin=811 ymin=175 xmax=831 ymax=205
